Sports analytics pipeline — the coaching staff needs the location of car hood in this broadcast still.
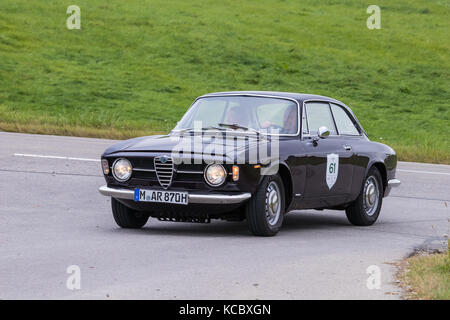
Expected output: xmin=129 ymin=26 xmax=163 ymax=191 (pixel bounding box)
xmin=103 ymin=133 xmax=273 ymax=161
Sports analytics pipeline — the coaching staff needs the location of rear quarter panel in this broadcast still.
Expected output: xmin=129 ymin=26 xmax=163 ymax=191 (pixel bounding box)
xmin=350 ymin=139 xmax=397 ymax=200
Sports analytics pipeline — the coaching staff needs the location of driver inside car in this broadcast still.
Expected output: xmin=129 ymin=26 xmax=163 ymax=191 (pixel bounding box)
xmin=260 ymin=105 xmax=297 ymax=134
xmin=282 ymin=105 xmax=297 ymax=134
xmin=224 ymin=107 xmax=251 ymax=128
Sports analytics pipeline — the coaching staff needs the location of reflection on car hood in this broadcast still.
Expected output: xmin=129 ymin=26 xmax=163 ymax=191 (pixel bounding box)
xmin=103 ymin=133 xmax=273 ymax=161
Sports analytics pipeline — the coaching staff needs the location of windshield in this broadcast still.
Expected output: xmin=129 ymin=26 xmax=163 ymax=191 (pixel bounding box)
xmin=173 ymin=96 xmax=299 ymax=135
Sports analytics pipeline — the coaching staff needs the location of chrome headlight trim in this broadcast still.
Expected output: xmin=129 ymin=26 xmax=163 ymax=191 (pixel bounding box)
xmin=204 ymin=164 xmax=227 ymax=187
xmin=112 ymin=158 xmax=132 ymax=182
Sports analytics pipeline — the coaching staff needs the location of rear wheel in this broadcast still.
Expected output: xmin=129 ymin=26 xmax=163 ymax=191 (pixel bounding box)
xmin=246 ymin=174 xmax=285 ymax=236
xmin=111 ymin=198 xmax=149 ymax=228
xmin=345 ymin=167 xmax=383 ymax=226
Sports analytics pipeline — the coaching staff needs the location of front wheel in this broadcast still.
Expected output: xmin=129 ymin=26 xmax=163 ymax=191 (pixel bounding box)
xmin=345 ymin=167 xmax=383 ymax=226
xmin=246 ymin=174 xmax=285 ymax=236
xmin=111 ymin=198 xmax=149 ymax=228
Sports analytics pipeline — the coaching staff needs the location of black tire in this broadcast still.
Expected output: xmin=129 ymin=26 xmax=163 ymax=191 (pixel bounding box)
xmin=246 ymin=174 xmax=285 ymax=236
xmin=111 ymin=198 xmax=149 ymax=228
xmin=345 ymin=167 xmax=383 ymax=226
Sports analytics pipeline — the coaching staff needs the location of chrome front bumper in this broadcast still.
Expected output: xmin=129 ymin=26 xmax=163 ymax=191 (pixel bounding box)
xmin=98 ymin=185 xmax=251 ymax=204
xmin=385 ymin=178 xmax=401 ymax=196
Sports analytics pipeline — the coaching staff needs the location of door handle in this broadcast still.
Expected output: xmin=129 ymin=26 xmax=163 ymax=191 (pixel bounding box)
xmin=343 ymin=145 xmax=352 ymax=151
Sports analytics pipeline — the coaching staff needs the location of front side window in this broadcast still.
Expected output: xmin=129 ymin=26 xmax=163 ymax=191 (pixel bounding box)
xmin=174 ymin=96 xmax=299 ymax=135
xmin=305 ymin=102 xmax=337 ymax=135
xmin=330 ymin=104 xmax=360 ymax=135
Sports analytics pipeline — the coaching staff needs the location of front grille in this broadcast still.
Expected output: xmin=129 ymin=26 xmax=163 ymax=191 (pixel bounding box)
xmin=154 ymin=156 xmax=174 ymax=189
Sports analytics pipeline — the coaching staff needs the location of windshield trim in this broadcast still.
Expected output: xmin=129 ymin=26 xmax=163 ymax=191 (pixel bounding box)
xmin=172 ymin=93 xmax=301 ymax=137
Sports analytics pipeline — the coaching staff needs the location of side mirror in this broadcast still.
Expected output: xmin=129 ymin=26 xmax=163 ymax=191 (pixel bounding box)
xmin=317 ymin=126 xmax=330 ymax=139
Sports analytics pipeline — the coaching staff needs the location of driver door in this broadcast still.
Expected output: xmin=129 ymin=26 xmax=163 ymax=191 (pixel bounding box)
xmin=301 ymin=102 xmax=354 ymax=207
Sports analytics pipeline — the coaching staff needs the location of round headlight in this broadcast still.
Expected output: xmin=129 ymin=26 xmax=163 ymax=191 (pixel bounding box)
xmin=112 ymin=158 xmax=132 ymax=182
xmin=204 ymin=164 xmax=227 ymax=186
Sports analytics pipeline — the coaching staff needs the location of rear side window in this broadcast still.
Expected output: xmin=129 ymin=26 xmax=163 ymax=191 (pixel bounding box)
xmin=330 ymin=103 xmax=360 ymax=135
xmin=305 ymin=102 xmax=337 ymax=135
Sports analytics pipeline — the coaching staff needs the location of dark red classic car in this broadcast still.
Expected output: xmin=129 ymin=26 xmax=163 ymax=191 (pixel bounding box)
xmin=99 ymin=91 xmax=400 ymax=236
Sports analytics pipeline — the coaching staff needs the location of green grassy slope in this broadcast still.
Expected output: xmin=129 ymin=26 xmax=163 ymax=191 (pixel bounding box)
xmin=0 ymin=0 xmax=449 ymax=163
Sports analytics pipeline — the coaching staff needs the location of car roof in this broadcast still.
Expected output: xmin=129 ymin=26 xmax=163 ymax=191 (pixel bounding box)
xmin=200 ymin=91 xmax=346 ymax=105
xmin=198 ymin=91 xmax=367 ymax=136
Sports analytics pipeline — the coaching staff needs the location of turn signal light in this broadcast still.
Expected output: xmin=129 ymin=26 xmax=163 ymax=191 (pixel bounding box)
xmin=232 ymin=165 xmax=239 ymax=181
xmin=101 ymin=159 xmax=110 ymax=175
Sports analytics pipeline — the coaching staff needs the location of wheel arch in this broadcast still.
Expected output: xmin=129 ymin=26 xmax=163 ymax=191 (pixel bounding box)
xmin=369 ymin=162 xmax=387 ymax=193
xmin=277 ymin=163 xmax=293 ymax=211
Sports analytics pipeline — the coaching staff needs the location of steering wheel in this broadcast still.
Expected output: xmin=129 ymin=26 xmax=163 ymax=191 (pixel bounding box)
xmin=266 ymin=123 xmax=283 ymax=132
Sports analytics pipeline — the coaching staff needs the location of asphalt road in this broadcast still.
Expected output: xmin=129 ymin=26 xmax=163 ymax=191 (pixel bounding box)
xmin=0 ymin=132 xmax=448 ymax=300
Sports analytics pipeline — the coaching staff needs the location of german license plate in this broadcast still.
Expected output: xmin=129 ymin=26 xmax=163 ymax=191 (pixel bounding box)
xmin=134 ymin=189 xmax=188 ymax=205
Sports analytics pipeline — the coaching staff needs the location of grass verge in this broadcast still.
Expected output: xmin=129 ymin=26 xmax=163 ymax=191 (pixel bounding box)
xmin=1 ymin=119 xmax=449 ymax=164
xmin=399 ymin=244 xmax=450 ymax=299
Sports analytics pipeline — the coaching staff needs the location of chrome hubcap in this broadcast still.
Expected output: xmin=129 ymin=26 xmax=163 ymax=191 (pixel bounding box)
xmin=366 ymin=184 xmax=376 ymax=206
xmin=363 ymin=176 xmax=379 ymax=216
xmin=265 ymin=181 xmax=281 ymax=226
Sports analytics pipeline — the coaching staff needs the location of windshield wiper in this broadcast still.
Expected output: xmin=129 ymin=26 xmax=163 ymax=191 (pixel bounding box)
xmin=173 ymin=126 xmax=226 ymax=135
xmin=172 ymin=128 xmax=193 ymax=135
xmin=202 ymin=125 xmax=227 ymax=131
xmin=218 ymin=123 xmax=266 ymax=137
xmin=175 ymin=124 xmax=266 ymax=138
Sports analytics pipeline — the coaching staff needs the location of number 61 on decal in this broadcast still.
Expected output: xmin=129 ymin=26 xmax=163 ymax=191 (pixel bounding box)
xmin=327 ymin=153 xmax=339 ymax=189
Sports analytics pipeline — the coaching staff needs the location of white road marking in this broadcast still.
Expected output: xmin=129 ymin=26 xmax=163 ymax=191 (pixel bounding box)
xmin=397 ymin=169 xmax=450 ymax=176
xmin=14 ymin=153 xmax=100 ymax=162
